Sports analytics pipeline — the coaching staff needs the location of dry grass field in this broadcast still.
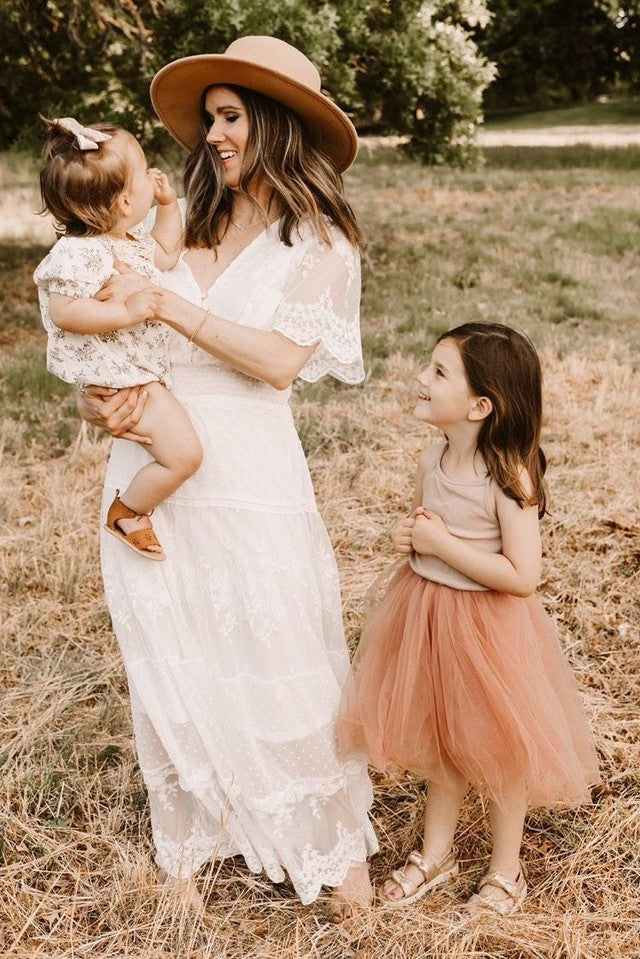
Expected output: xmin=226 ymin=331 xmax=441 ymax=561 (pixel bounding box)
xmin=1 ymin=145 xmax=639 ymax=958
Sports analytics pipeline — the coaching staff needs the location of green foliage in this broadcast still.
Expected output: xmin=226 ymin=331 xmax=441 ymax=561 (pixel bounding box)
xmin=479 ymin=0 xmax=640 ymax=111
xmin=0 ymin=1 xmax=160 ymax=147
xmin=0 ymin=0 xmax=493 ymax=167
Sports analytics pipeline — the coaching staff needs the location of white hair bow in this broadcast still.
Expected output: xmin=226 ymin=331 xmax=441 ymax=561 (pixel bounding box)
xmin=54 ymin=117 xmax=112 ymax=151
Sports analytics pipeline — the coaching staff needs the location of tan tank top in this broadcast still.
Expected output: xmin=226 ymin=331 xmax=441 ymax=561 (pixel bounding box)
xmin=410 ymin=445 xmax=502 ymax=591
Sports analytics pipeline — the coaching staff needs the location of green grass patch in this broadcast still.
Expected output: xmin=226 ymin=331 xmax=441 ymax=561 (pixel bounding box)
xmin=485 ymin=97 xmax=640 ymax=129
xmin=483 ymin=144 xmax=640 ymax=170
xmin=0 ymin=240 xmax=49 ymax=340
xmin=0 ymin=346 xmax=77 ymax=456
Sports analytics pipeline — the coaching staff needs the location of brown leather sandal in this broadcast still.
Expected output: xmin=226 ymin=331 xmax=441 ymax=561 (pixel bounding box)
xmin=104 ymin=491 xmax=166 ymax=562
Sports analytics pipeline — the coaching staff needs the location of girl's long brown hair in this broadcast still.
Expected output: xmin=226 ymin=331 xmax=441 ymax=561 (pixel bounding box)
xmin=183 ymin=85 xmax=363 ymax=250
xmin=436 ymin=322 xmax=548 ymax=517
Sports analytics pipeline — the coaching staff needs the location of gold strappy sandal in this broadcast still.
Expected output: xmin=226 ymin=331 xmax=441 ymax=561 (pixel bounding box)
xmin=463 ymin=863 xmax=527 ymax=917
xmin=379 ymin=849 xmax=459 ymax=908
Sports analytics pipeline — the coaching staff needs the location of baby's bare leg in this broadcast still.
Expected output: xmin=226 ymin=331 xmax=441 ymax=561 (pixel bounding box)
xmin=120 ymin=381 xmax=202 ymax=515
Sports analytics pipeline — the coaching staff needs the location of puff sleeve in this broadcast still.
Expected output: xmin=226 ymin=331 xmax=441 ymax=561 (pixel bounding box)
xmin=270 ymin=227 xmax=365 ymax=384
xmin=33 ymin=236 xmax=114 ymax=300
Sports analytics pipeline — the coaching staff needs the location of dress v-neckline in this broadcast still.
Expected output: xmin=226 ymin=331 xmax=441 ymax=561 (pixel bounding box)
xmin=181 ymin=220 xmax=277 ymax=299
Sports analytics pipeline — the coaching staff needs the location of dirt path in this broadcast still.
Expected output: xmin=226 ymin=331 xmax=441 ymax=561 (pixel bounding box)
xmin=360 ymin=124 xmax=640 ymax=152
xmin=478 ymin=124 xmax=640 ymax=147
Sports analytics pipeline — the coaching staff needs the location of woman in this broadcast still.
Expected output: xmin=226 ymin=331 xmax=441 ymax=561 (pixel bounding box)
xmin=78 ymin=36 xmax=378 ymax=913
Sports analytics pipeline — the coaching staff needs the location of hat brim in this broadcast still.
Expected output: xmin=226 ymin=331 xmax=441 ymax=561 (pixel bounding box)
xmin=150 ymin=55 xmax=358 ymax=173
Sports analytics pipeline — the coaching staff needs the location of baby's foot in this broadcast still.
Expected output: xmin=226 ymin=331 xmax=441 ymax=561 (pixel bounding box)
xmin=105 ymin=492 xmax=165 ymax=561
xmin=116 ymin=514 xmax=162 ymax=553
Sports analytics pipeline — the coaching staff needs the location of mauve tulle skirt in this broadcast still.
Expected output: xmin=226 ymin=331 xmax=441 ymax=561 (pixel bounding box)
xmin=339 ymin=564 xmax=600 ymax=806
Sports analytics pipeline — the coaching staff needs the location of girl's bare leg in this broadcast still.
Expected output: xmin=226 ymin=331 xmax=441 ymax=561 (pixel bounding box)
xmin=114 ymin=382 xmax=202 ymax=549
xmin=383 ymin=773 xmax=468 ymax=901
xmin=477 ymin=781 xmax=527 ymax=905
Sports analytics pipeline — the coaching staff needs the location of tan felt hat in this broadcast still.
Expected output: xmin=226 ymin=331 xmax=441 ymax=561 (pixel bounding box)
xmin=150 ymin=36 xmax=358 ymax=172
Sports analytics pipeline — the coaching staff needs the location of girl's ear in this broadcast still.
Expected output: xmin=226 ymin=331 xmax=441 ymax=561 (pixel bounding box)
xmin=468 ymin=396 xmax=493 ymax=422
xmin=117 ymin=190 xmax=132 ymax=216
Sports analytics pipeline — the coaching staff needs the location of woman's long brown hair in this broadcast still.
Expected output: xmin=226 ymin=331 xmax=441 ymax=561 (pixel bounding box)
xmin=183 ymin=85 xmax=363 ymax=250
xmin=436 ymin=322 xmax=548 ymax=517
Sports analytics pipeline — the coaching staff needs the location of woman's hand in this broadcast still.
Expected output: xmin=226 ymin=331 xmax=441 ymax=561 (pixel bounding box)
xmin=77 ymin=385 xmax=151 ymax=443
xmin=392 ymin=515 xmax=416 ymax=554
xmin=94 ymin=260 xmax=154 ymax=303
xmin=411 ymin=508 xmax=451 ymax=557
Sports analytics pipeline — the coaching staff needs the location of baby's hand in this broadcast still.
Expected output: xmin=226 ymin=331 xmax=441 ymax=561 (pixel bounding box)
xmin=392 ymin=515 xmax=416 ymax=554
xmin=151 ymin=169 xmax=177 ymax=206
xmin=125 ymin=289 xmax=162 ymax=325
xmin=411 ymin=508 xmax=450 ymax=556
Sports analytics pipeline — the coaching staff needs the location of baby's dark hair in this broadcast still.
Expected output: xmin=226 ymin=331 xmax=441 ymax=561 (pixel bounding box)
xmin=39 ymin=117 xmax=134 ymax=236
xmin=436 ymin=322 xmax=547 ymax=517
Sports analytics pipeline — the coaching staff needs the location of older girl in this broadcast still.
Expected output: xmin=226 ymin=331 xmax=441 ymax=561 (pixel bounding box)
xmin=340 ymin=323 xmax=600 ymax=915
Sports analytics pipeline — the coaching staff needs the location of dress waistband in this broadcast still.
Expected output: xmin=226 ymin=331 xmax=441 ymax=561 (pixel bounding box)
xmin=171 ymin=363 xmax=291 ymax=404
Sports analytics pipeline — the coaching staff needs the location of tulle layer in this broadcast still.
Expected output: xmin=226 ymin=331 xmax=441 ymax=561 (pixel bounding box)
xmin=339 ymin=564 xmax=600 ymax=806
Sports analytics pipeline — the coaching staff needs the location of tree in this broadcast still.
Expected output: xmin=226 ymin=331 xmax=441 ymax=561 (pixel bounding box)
xmin=478 ymin=0 xmax=632 ymax=111
xmin=341 ymin=0 xmax=495 ymax=165
xmin=0 ymin=0 xmax=161 ymax=147
xmin=1 ymin=0 xmax=495 ymax=167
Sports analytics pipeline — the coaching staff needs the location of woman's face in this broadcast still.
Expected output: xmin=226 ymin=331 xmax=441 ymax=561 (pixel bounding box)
xmin=204 ymin=86 xmax=249 ymax=189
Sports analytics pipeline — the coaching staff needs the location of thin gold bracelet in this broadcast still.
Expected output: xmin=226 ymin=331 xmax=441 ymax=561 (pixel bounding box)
xmin=187 ymin=310 xmax=210 ymax=344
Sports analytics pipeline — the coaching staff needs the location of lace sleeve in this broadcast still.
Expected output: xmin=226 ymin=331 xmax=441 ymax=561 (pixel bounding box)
xmin=33 ymin=236 xmax=113 ymax=299
xmin=270 ymin=227 xmax=365 ymax=384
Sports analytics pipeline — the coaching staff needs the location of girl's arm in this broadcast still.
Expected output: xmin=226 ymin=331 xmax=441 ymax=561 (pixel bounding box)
xmin=155 ymin=290 xmax=316 ymax=390
xmin=411 ymin=482 xmax=542 ymax=597
xmin=393 ymin=446 xmax=438 ymax=553
xmin=150 ymin=172 xmax=182 ymax=271
xmin=49 ymin=289 xmax=161 ymax=335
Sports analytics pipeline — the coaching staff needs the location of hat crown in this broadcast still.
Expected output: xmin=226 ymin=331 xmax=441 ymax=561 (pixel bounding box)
xmin=223 ymin=36 xmax=321 ymax=93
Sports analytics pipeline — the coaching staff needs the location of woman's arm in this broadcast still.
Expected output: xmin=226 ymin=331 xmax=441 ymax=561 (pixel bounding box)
xmin=411 ymin=487 xmax=542 ymax=597
xmin=155 ymin=289 xmax=316 ymax=390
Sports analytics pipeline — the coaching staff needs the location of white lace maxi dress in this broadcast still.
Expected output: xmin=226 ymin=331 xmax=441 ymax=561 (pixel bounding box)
xmin=100 ymin=220 xmax=379 ymax=904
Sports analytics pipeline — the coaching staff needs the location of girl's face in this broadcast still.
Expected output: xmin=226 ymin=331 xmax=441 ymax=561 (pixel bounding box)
xmin=116 ymin=135 xmax=156 ymax=224
xmin=414 ymin=338 xmax=478 ymax=428
xmin=204 ymin=86 xmax=250 ymax=190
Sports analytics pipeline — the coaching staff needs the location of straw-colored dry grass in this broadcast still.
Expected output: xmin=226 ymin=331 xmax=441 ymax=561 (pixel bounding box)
xmin=1 ymin=149 xmax=639 ymax=958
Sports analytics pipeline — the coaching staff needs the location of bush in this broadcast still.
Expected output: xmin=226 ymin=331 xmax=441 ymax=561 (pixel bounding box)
xmin=1 ymin=0 xmax=494 ymax=167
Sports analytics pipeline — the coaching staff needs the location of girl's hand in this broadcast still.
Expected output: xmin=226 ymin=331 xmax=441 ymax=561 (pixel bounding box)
xmin=77 ymin=385 xmax=151 ymax=443
xmin=151 ymin=169 xmax=177 ymax=206
xmin=392 ymin=515 xmax=416 ymax=554
xmin=411 ymin=508 xmax=451 ymax=556
xmin=125 ymin=289 xmax=163 ymax=325
xmin=94 ymin=261 xmax=154 ymax=303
